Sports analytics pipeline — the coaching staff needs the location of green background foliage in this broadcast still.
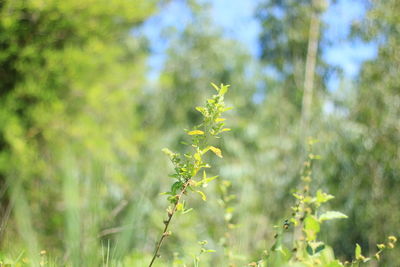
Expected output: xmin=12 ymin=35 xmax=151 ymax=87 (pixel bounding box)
xmin=0 ymin=0 xmax=398 ymax=266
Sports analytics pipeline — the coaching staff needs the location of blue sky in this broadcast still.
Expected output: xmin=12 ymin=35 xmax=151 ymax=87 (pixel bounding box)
xmin=141 ymin=0 xmax=377 ymax=88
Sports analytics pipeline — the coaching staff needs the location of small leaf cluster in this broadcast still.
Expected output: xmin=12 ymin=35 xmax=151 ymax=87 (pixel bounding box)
xmin=349 ymin=235 xmax=397 ymax=266
xmin=253 ymin=139 xmax=397 ymax=267
xmin=161 ymin=83 xmax=231 ymax=206
xmin=148 ymin=83 xmax=231 ymax=267
xmin=193 ymin=240 xmax=216 ymax=267
xmin=290 ymin=141 xmax=347 ymax=248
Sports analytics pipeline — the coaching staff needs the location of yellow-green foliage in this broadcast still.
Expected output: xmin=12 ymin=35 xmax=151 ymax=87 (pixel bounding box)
xmin=149 ymin=83 xmax=231 ymax=267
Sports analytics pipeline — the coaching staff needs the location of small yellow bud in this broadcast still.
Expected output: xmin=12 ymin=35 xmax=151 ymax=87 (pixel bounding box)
xmin=377 ymin=243 xmax=385 ymax=250
xmin=388 ymin=236 xmax=397 ymax=243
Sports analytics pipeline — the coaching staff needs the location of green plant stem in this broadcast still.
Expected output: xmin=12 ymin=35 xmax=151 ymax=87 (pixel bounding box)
xmin=148 ymin=179 xmax=192 ymax=267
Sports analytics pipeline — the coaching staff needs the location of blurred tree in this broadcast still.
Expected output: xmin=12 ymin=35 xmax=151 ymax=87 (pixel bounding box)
xmin=320 ymin=0 xmax=400 ymax=265
xmin=0 ymin=0 xmax=156 ymax=264
xmin=251 ymin=1 xmax=332 ymax=230
xmin=251 ymin=0 xmax=330 ymax=244
xmin=256 ymin=0 xmax=331 ymax=133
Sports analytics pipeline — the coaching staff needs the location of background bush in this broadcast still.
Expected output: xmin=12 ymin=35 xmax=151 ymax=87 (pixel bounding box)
xmin=0 ymin=0 xmax=398 ymax=266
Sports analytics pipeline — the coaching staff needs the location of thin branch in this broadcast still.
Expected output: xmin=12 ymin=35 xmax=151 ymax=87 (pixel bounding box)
xmin=148 ymin=179 xmax=192 ymax=267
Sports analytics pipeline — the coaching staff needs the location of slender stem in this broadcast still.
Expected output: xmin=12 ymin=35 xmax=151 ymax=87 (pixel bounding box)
xmin=149 ymin=116 xmax=213 ymax=266
xmin=148 ymin=179 xmax=191 ymax=267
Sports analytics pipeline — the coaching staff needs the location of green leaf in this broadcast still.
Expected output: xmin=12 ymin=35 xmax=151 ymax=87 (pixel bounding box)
xmin=167 ymin=195 xmax=179 ymax=204
xmin=315 ymin=244 xmax=325 ymax=254
xmin=171 ymin=181 xmax=183 ymax=194
xmin=176 ymin=202 xmax=184 ymax=212
xmin=316 ymin=190 xmax=335 ymax=204
xmin=307 ymin=241 xmax=325 ymax=255
xmin=354 ymin=243 xmax=370 ymax=262
xmin=195 ymin=106 xmax=206 ymax=114
xmin=222 ymin=107 xmax=233 ymax=112
xmin=303 ymin=196 xmax=314 ymax=203
xmin=203 ymin=175 xmax=218 ymax=185
xmin=162 ymin=148 xmax=174 ymax=157
xmin=196 ymin=171 xmax=218 ymax=187
xmin=304 ymin=215 xmax=320 ymax=241
xmin=194 ymin=152 xmax=202 ymax=162
xmin=292 ymin=193 xmax=303 ymax=200
xmin=195 ymin=190 xmax=207 ymax=201
xmin=182 ymin=208 xmax=193 ymax=214
xmin=319 ymin=211 xmax=348 ymax=222
xmin=306 ymin=244 xmax=314 ymax=255
xmin=355 ymin=243 xmax=362 ymax=259
xmin=219 ymin=128 xmax=231 ymax=133
xmin=188 ymin=130 xmax=204 ymax=135
xmin=210 ymin=82 xmax=220 ymax=91
xmin=219 ymin=84 xmax=229 ymax=95
xmin=208 ymin=146 xmax=223 ymax=158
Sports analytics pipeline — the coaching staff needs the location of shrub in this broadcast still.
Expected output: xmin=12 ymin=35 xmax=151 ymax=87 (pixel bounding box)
xmin=149 ymin=83 xmax=397 ymax=267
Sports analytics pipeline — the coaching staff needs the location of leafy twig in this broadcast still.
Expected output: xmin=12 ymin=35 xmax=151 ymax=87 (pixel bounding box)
xmin=148 ymin=83 xmax=231 ymax=267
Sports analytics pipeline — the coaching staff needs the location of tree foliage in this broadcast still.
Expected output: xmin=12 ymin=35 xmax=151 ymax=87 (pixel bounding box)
xmin=0 ymin=0 xmax=398 ymax=266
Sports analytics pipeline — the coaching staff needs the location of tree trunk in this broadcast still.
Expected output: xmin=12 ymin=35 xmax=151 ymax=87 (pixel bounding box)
xmin=300 ymin=2 xmax=321 ymax=135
